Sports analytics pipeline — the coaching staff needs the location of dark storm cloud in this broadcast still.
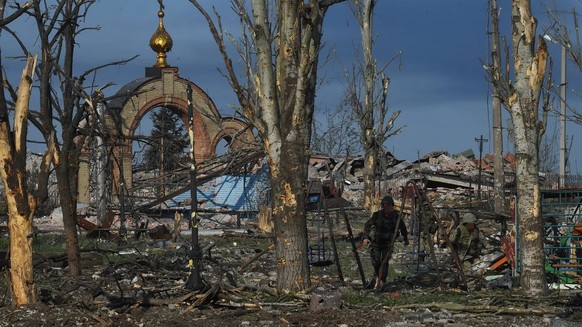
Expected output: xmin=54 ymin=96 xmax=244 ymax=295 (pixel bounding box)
xmin=2 ymin=0 xmax=581 ymax=168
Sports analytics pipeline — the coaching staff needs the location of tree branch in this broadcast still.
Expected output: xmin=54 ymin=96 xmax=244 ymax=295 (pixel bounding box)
xmin=0 ymin=1 xmax=32 ymax=27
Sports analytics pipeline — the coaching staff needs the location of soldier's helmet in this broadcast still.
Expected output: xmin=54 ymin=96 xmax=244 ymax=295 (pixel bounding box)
xmin=461 ymin=212 xmax=477 ymax=224
xmin=381 ymin=195 xmax=394 ymax=206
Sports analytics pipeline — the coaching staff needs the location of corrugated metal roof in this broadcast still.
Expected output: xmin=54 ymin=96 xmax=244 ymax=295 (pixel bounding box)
xmin=164 ymin=165 xmax=269 ymax=212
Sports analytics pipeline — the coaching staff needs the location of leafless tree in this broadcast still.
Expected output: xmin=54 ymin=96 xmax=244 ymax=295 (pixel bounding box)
xmin=545 ymin=3 xmax=582 ymax=68
xmin=544 ymin=4 xmax=582 ymax=125
xmin=347 ymin=0 xmax=403 ymax=211
xmin=486 ymin=0 xmax=550 ymax=295
xmin=189 ymin=0 xmax=345 ymax=292
xmin=0 ymin=0 xmax=46 ymax=306
xmin=0 ymin=55 xmax=41 ymax=305
xmin=539 ymin=118 xmax=559 ymax=174
xmin=23 ymin=0 xmax=101 ymax=277
xmin=311 ymin=103 xmax=359 ymax=157
xmin=5 ymin=0 xmax=130 ymax=277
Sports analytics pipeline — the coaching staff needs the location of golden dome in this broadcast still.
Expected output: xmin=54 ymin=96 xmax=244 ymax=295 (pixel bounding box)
xmin=149 ymin=9 xmax=173 ymax=68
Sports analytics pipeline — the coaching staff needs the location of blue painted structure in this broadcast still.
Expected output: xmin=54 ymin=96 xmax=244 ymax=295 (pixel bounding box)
xmin=164 ymin=164 xmax=269 ymax=213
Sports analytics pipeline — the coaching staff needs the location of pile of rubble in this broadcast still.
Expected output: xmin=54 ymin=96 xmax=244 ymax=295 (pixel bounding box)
xmin=308 ymin=150 xmax=518 ymax=211
xmin=309 ymin=150 xmax=517 ymax=191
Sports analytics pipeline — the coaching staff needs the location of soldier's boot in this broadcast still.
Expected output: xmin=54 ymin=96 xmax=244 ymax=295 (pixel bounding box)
xmin=365 ymin=276 xmax=377 ymax=289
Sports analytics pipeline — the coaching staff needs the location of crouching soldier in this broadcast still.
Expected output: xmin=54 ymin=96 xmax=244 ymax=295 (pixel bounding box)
xmin=450 ymin=212 xmax=490 ymax=277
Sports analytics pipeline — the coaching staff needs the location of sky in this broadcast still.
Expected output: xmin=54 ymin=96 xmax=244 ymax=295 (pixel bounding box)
xmin=2 ymin=0 xmax=582 ymax=173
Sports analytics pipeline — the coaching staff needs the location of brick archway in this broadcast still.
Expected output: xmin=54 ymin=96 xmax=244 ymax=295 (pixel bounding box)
xmin=77 ymin=67 xmax=255 ymax=204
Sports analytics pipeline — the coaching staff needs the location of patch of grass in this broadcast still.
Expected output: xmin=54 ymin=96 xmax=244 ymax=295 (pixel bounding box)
xmin=0 ymin=237 xmax=8 ymax=250
xmin=325 ymin=242 xmax=407 ymax=284
xmin=341 ymin=289 xmax=385 ymax=306
xmin=0 ymin=233 xmax=68 ymax=253
xmin=0 ymin=276 xmax=9 ymax=306
xmin=33 ymin=234 xmax=66 ymax=253
xmin=340 ymin=288 xmax=467 ymax=307
xmin=207 ymin=235 xmax=273 ymax=250
xmin=402 ymin=291 xmax=466 ymax=305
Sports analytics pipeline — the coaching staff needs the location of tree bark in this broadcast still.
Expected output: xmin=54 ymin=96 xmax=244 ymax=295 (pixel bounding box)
xmin=363 ymin=132 xmax=377 ymax=210
xmin=192 ymin=0 xmax=344 ymax=292
xmin=258 ymin=205 xmax=273 ymax=233
xmin=361 ymin=0 xmax=377 ymax=211
xmin=270 ymin=146 xmax=310 ymax=290
xmin=56 ymin=162 xmax=81 ymax=276
xmin=510 ymin=0 xmax=548 ymax=295
xmin=270 ymin=0 xmax=316 ymax=292
xmin=0 ymin=55 xmax=38 ymax=305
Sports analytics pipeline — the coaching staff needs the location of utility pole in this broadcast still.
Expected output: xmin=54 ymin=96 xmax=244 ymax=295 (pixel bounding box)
xmin=559 ymin=42 xmax=567 ymax=188
xmin=543 ymin=34 xmax=568 ymax=188
xmin=489 ymin=0 xmax=505 ymax=213
xmin=475 ymin=135 xmax=488 ymax=199
xmin=185 ymin=84 xmax=204 ymax=291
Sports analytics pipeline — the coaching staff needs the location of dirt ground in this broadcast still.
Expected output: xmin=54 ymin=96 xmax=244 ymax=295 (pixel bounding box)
xmin=1 ymin=214 xmax=582 ymax=327
xmin=3 ymin=300 xmax=579 ymax=327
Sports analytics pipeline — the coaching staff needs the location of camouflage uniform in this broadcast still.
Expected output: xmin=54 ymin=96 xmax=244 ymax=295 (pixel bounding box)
xmin=450 ymin=223 xmax=489 ymax=274
xmin=363 ymin=209 xmax=408 ymax=283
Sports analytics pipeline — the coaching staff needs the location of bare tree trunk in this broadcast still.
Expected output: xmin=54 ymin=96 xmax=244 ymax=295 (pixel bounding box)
xmin=58 ymin=1 xmax=82 ymax=276
xmin=270 ymin=144 xmax=310 ymax=289
xmin=270 ymin=0 xmax=316 ymax=291
xmin=7 ymin=198 xmax=36 ymax=305
xmin=191 ymin=0 xmax=345 ymax=292
xmin=56 ymin=163 xmax=81 ymax=276
xmin=362 ymin=0 xmax=376 ymax=211
xmin=32 ymin=0 xmax=87 ymax=277
xmin=1 ymin=3 xmax=51 ymax=306
xmin=510 ymin=0 xmax=548 ymax=295
xmin=0 ymin=55 xmax=38 ymax=305
xmin=349 ymin=0 xmax=401 ymax=211
xmin=363 ymin=133 xmax=376 ymax=210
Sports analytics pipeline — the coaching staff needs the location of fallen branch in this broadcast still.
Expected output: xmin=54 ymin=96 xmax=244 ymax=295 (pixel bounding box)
xmin=386 ymin=302 xmax=557 ymax=315
xmin=237 ymin=244 xmax=274 ymax=272
xmin=89 ymin=313 xmax=111 ymax=325
xmin=236 ymin=282 xmax=277 ymax=297
xmin=145 ymin=291 xmax=199 ymax=306
xmin=215 ymin=300 xmax=304 ymax=309
xmin=185 ymin=284 xmax=220 ymax=310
